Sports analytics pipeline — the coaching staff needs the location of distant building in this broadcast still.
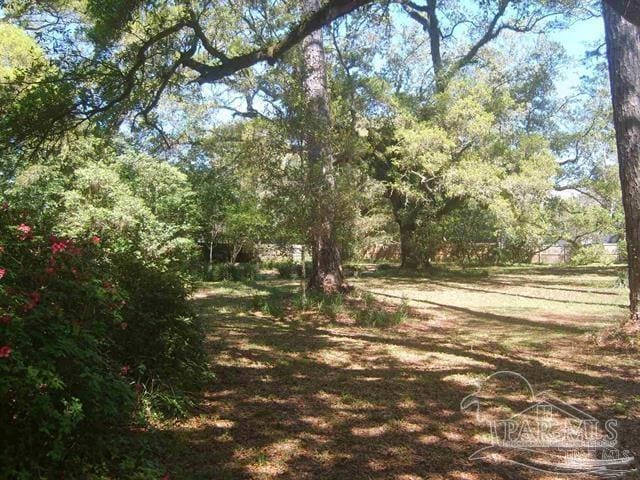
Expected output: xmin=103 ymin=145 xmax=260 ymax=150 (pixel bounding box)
xmin=256 ymin=243 xmax=304 ymax=262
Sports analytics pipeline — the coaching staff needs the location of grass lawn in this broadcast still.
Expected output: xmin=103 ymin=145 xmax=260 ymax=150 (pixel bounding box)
xmin=152 ymin=265 xmax=640 ymax=479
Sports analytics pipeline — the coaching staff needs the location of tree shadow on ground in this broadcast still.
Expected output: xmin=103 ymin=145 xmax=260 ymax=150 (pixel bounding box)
xmin=152 ymin=277 xmax=639 ymax=480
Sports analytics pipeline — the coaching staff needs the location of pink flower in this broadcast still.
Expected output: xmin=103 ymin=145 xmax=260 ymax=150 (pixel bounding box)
xmin=17 ymin=224 xmax=32 ymax=240
xmin=90 ymin=235 xmax=101 ymax=245
xmin=0 ymin=345 xmax=12 ymax=358
xmin=51 ymin=240 xmax=70 ymax=254
xmin=0 ymin=268 xmax=5 ymax=280
xmin=120 ymin=365 xmax=131 ymax=376
xmin=0 ymin=315 xmax=11 ymax=325
xmin=134 ymin=382 xmax=143 ymax=395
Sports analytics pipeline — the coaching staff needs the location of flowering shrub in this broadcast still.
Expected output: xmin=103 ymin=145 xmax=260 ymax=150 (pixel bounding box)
xmin=56 ymin=155 xmax=207 ymax=416
xmin=2 ymin=149 xmax=208 ymax=476
xmin=0 ymin=206 xmax=136 ymax=476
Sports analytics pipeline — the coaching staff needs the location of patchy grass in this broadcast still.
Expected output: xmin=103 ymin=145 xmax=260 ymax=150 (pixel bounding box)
xmin=151 ymin=265 xmax=639 ymax=479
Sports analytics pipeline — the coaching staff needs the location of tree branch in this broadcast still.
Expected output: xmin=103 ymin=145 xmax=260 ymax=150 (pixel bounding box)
xmin=182 ymin=0 xmax=374 ymax=84
xmin=447 ymin=0 xmax=510 ymax=77
xmin=187 ymin=12 xmax=230 ymax=61
xmin=136 ymin=41 xmax=198 ymax=120
xmin=84 ymin=20 xmax=190 ymax=116
xmin=555 ymin=184 xmax=610 ymax=209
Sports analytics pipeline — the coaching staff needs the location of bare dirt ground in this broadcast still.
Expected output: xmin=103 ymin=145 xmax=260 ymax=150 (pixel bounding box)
xmin=153 ymin=265 xmax=640 ymax=480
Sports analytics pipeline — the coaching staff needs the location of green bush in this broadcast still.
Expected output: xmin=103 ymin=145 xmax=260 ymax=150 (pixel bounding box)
xmin=207 ymin=262 xmax=258 ymax=281
xmin=570 ymin=244 xmax=613 ymax=266
xmin=275 ymin=261 xmax=297 ymax=279
xmin=55 ymin=153 xmax=207 ymax=417
xmin=111 ymin=256 xmax=208 ymax=418
xmin=207 ymin=262 xmax=232 ymax=281
xmin=291 ymin=292 xmax=313 ymax=311
xmin=269 ymin=261 xmax=312 ymax=279
xmin=318 ymin=293 xmax=345 ymax=320
xmin=292 ymin=291 xmax=345 ymax=320
xmin=233 ymin=262 xmax=259 ymax=281
xmin=618 ymin=239 xmax=627 ymax=263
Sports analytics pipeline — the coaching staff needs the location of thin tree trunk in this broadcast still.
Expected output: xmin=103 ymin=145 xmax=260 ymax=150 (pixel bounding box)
xmin=603 ymin=1 xmax=640 ymax=322
xmin=389 ymin=189 xmax=424 ymax=268
xmin=231 ymin=242 xmax=242 ymax=264
xmin=208 ymin=238 xmax=214 ymax=278
xmin=301 ymin=0 xmax=345 ymax=293
xmin=300 ymin=244 xmax=307 ymax=302
xmin=209 ymin=234 xmax=214 ymax=266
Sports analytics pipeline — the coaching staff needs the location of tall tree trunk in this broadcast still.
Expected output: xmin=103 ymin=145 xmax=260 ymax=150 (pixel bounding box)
xmin=383 ymin=0 xmax=444 ymax=267
xmin=301 ymin=0 xmax=345 ymax=293
xmin=603 ymin=1 xmax=640 ymax=322
xmin=604 ymin=0 xmax=640 ymax=27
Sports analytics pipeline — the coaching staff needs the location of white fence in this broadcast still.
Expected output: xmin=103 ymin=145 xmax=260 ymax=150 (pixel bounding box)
xmin=532 ymin=243 xmax=620 ymax=264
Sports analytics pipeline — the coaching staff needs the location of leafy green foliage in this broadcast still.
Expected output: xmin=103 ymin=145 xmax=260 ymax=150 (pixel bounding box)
xmin=372 ymin=77 xmax=559 ymax=265
xmin=275 ymin=261 xmax=299 ymax=279
xmin=0 ymin=23 xmax=46 ymax=81
xmin=222 ymin=197 xmax=268 ymax=262
xmin=0 ymin=1 xmax=626 ymax=476
xmin=206 ymin=262 xmax=259 ymax=282
xmin=85 ymin=0 xmax=147 ymax=45
xmin=570 ymin=244 xmax=615 ymax=266
xmin=2 ymin=140 xmax=207 ymax=476
xmin=0 ymin=207 xmax=135 ymax=477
